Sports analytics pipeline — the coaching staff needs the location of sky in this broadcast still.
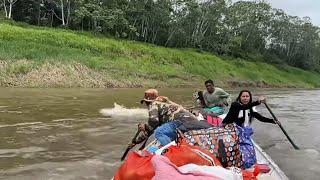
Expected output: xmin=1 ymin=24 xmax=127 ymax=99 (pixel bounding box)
xmin=232 ymin=0 xmax=320 ymax=27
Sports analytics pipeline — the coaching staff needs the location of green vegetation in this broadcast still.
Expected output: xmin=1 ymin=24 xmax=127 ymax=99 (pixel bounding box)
xmin=2 ymin=0 xmax=320 ymax=72
xmin=0 ymin=22 xmax=320 ymax=88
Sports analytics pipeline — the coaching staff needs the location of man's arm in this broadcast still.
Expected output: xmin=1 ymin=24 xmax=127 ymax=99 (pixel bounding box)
xmin=147 ymin=103 xmax=160 ymax=133
xmin=134 ymin=103 xmax=160 ymax=144
xmin=218 ymin=88 xmax=230 ymax=98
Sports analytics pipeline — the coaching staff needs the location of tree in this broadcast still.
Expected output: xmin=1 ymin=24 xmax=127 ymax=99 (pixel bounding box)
xmin=2 ymin=0 xmax=18 ymax=19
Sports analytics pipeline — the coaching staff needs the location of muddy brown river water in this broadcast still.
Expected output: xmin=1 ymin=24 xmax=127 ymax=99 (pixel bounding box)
xmin=0 ymin=88 xmax=319 ymax=180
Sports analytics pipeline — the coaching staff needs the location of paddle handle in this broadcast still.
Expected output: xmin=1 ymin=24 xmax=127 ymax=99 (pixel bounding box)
xmin=120 ymin=147 xmax=131 ymax=161
xmin=264 ymin=103 xmax=300 ymax=150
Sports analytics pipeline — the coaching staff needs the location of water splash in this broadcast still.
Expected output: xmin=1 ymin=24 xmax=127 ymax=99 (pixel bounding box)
xmin=99 ymin=103 xmax=148 ymax=121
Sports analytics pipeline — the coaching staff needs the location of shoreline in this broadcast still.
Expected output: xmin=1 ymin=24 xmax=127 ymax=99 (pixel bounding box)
xmin=0 ymin=60 xmax=318 ymax=89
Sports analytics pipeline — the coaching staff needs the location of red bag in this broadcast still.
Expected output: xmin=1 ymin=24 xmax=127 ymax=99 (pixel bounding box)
xmin=114 ymin=151 xmax=154 ymax=180
xmin=242 ymin=170 xmax=258 ymax=180
xmin=242 ymin=164 xmax=270 ymax=180
xmin=114 ymin=141 xmax=222 ymax=180
xmin=253 ymin=164 xmax=271 ymax=175
xmin=164 ymin=140 xmax=221 ymax=167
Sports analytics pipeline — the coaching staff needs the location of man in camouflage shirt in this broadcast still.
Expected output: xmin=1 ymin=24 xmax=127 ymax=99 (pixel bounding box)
xmin=134 ymin=89 xmax=198 ymax=146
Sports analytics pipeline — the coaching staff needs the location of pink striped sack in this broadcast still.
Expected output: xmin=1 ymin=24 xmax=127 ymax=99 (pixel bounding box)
xmin=207 ymin=115 xmax=222 ymax=127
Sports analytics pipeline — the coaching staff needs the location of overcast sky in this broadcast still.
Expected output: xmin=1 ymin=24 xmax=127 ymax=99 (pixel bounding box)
xmin=232 ymin=0 xmax=320 ymax=27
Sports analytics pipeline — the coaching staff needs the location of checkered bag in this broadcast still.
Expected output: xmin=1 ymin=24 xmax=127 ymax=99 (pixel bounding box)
xmin=184 ymin=124 xmax=243 ymax=168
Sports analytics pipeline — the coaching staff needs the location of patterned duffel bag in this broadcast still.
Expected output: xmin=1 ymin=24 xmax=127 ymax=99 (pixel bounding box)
xmin=183 ymin=123 xmax=243 ymax=168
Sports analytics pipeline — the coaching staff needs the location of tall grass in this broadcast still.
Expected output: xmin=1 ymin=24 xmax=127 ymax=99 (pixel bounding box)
xmin=0 ymin=22 xmax=320 ymax=88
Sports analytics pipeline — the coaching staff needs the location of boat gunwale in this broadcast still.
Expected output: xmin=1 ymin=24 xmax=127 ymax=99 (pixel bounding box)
xmin=253 ymin=140 xmax=289 ymax=180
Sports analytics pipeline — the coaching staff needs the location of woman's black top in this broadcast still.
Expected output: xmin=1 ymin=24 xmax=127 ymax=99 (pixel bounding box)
xmin=222 ymin=101 xmax=275 ymax=126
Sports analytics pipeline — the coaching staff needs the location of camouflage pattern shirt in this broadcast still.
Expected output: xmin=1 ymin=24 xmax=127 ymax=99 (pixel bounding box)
xmin=147 ymin=101 xmax=181 ymax=132
xmin=135 ymin=100 xmax=194 ymax=144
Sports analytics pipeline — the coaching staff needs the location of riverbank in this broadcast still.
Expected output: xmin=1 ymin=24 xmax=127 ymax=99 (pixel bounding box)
xmin=1 ymin=22 xmax=320 ymax=88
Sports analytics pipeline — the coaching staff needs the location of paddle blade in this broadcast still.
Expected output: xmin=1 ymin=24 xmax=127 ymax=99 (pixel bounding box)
xmin=264 ymin=103 xmax=300 ymax=150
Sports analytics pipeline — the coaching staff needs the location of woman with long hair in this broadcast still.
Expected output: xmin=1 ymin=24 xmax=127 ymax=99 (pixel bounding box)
xmin=222 ymin=90 xmax=275 ymax=126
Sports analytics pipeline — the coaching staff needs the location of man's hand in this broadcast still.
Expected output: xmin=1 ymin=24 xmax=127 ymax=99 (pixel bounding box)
xmin=207 ymin=112 xmax=218 ymax=117
xmin=216 ymin=103 xmax=225 ymax=107
xmin=128 ymin=142 xmax=136 ymax=148
xmin=138 ymin=123 xmax=146 ymax=132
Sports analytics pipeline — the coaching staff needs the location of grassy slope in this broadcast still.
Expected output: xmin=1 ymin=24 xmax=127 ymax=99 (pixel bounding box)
xmin=0 ymin=22 xmax=320 ymax=88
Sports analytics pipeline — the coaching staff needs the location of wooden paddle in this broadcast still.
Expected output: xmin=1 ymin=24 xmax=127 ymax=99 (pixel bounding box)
xmin=264 ymin=103 xmax=300 ymax=150
xmin=120 ymin=129 xmax=141 ymax=161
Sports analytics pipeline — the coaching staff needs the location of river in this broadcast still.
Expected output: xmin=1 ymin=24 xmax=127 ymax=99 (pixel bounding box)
xmin=0 ymin=88 xmax=319 ymax=180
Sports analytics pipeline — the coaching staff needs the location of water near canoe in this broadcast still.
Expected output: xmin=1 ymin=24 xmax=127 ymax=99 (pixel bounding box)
xmin=0 ymin=88 xmax=319 ymax=180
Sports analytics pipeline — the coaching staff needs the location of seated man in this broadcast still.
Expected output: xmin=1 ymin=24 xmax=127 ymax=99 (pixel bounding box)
xmin=201 ymin=79 xmax=230 ymax=116
xmin=135 ymin=89 xmax=209 ymax=146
